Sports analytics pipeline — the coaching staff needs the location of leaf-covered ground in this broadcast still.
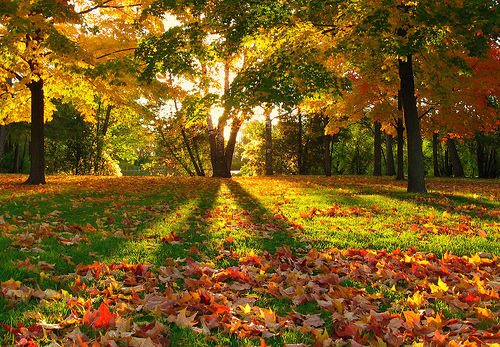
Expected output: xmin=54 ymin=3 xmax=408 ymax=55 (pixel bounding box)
xmin=1 ymin=175 xmax=500 ymax=347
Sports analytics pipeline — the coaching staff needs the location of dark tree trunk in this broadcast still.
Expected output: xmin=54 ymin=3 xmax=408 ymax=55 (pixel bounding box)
xmin=265 ymin=107 xmax=273 ymax=176
xmin=94 ymin=104 xmax=113 ymax=174
xmin=373 ymin=121 xmax=382 ymax=176
xmin=324 ymin=134 xmax=332 ymax=177
xmin=206 ymin=114 xmax=217 ymax=174
xmin=213 ymin=121 xmax=229 ymax=177
xmin=477 ymin=138 xmax=486 ymax=178
xmin=181 ymin=128 xmax=204 ymax=176
xmin=158 ymin=128 xmax=195 ymax=176
xmin=211 ymin=60 xmax=234 ymax=178
xmin=385 ymin=132 xmax=396 ymax=176
xmin=396 ymin=117 xmax=405 ymax=181
xmin=433 ymin=132 xmax=440 ymax=177
xmin=0 ymin=124 xmax=6 ymax=165
xmin=224 ymin=120 xmax=242 ymax=176
xmin=13 ymin=144 xmax=20 ymax=173
xmin=447 ymin=138 xmax=465 ymax=177
xmin=298 ymin=113 xmax=304 ymax=174
xmin=193 ymin=139 xmax=206 ymax=176
xmin=25 ymin=78 xmax=46 ymax=185
xmin=398 ymin=55 xmax=426 ymax=193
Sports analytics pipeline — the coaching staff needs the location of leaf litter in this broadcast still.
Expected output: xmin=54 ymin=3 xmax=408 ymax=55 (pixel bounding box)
xmin=1 ymin=175 xmax=500 ymax=346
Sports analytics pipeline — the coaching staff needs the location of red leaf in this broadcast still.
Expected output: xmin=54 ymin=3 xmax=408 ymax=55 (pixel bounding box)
xmin=84 ymin=302 xmax=116 ymax=329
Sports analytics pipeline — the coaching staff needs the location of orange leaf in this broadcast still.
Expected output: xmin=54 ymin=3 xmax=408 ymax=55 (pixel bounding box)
xmin=403 ymin=311 xmax=421 ymax=329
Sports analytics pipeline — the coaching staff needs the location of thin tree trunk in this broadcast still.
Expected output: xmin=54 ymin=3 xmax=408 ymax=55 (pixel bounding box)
xmin=373 ymin=121 xmax=382 ymax=176
xmin=192 ymin=138 xmax=206 ymax=176
xmin=224 ymin=120 xmax=242 ymax=176
xmin=95 ymin=104 xmax=113 ymax=175
xmin=444 ymin=148 xmax=451 ymax=177
xmin=159 ymin=128 xmax=194 ymax=176
xmin=25 ymin=78 xmax=46 ymax=185
xmin=488 ymin=149 xmax=497 ymax=178
xmin=206 ymin=113 xmax=217 ymax=174
xmin=324 ymin=134 xmax=332 ymax=177
xmin=13 ymin=144 xmax=20 ymax=173
xmin=477 ymin=138 xmax=485 ymax=178
xmin=298 ymin=113 xmax=304 ymax=174
xmin=447 ymin=138 xmax=465 ymax=177
xmin=0 ymin=124 xmax=6 ymax=165
xmin=396 ymin=117 xmax=405 ymax=180
xmin=385 ymin=132 xmax=396 ymax=176
xmin=433 ymin=132 xmax=440 ymax=177
xmin=264 ymin=106 xmax=273 ymax=176
xmin=398 ymin=55 xmax=426 ymax=193
xmin=181 ymin=127 xmax=204 ymax=176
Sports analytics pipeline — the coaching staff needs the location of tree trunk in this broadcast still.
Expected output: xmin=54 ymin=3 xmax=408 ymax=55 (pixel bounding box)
xmin=477 ymin=138 xmax=486 ymax=178
xmin=25 ymin=78 xmax=46 ymax=185
xmin=159 ymin=129 xmax=195 ymax=176
xmin=213 ymin=121 xmax=229 ymax=177
xmin=373 ymin=121 xmax=382 ymax=176
xmin=206 ymin=113 xmax=217 ymax=174
xmin=396 ymin=117 xmax=405 ymax=180
xmin=95 ymin=104 xmax=113 ymax=175
xmin=447 ymin=138 xmax=465 ymax=177
xmin=324 ymin=134 xmax=332 ymax=177
xmin=0 ymin=124 xmax=6 ymax=165
xmin=193 ymin=138 xmax=206 ymax=176
xmin=211 ymin=59 xmax=234 ymax=178
xmin=398 ymin=55 xmax=426 ymax=193
xmin=181 ymin=128 xmax=204 ymax=176
xmin=385 ymin=132 xmax=396 ymax=176
xmin=298 ymin=113 xmax=304 ymax=174
xmin=224 ymin=120 xmax=242 ymax=176
xmin=432 ymin=132 xmax=440 ymax=177
xmin=13 ymin=144 xmax=20 ymax=173
xmin=264 ymin=106 xmax=273 ymax=176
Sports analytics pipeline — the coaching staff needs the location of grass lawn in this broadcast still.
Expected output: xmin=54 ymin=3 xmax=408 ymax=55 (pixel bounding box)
xmin=0 ymin=174 xmax=499 ymax=346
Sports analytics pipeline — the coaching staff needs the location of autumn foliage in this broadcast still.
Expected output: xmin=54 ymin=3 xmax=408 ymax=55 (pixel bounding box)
xmin=1 ymin=175 xmax=500 ymax=346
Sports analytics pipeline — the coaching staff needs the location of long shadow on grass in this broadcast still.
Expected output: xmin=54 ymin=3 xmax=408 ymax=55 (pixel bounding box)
xmin=236 ymin=176 xmax=500 ymax=257
xmin=223 ymin=179 xmax=303 ymax=254
xmin=270 ymin=175 xmax=500 ymax=221
xmin=145 ymin=178 xmax=224 ymax=265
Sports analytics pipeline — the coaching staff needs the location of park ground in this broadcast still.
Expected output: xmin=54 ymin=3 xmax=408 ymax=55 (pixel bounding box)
xmin=1 ymin=174 xmax=500 ymax=346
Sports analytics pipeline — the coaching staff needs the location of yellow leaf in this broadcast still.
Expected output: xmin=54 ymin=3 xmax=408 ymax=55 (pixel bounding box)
xmin=407 ymin=291 xmax=424 ymax=309
xmin=476 ymin=307 xmax=495 ymax=321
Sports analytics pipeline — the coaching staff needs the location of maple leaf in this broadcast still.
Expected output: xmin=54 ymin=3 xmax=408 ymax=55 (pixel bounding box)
xmin=407 ymin=291 xmax=425 ymax=309
xmin=83 ymin=302 xmax=116 ymax=329
xmin=429 ymin=277 xmax=449 ymax=297
xmin=167 ymin=308 xmax=197 ymax=328
xmin=403 ymin=311 xmax=421 ymax=330
xmin=432 ymin=329 xmax=449 ymax=346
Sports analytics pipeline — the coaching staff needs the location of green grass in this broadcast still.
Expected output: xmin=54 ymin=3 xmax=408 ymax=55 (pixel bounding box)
xmin=0 ymin=174 xmax=499 ymax=346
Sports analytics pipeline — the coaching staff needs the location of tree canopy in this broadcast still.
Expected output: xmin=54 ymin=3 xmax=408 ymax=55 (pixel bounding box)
xmin=0 ymin=0 xmax=499 ymax=186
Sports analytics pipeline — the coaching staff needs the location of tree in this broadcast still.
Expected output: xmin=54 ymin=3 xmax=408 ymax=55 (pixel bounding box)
xmin=373 ymin=121 xmax=382 ymax=176
xmin=141 ymin=0 xmax=295 ymax=177
xmin=298 ymin=0 xmax=499 ymax=192
xmin=385 ymin=132 xmax=396 ymax=176
xmin=0 ymin=0 xmax=157 ymax=184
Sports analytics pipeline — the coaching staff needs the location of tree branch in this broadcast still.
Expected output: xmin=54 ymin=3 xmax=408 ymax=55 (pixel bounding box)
xmin=419 ymin=107 xmax=435 ymax=120
xmin=78 ymin=2 xmax=143 ymax=15
xmin=0 ymin=63 xmax=24 ymax=82
xmin=96 ymin=47 xmax=136 ymax=60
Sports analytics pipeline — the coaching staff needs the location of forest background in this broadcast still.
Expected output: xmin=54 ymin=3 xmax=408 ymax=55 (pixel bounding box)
xmin=0 ymin=0 xmax=499 ymax=191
